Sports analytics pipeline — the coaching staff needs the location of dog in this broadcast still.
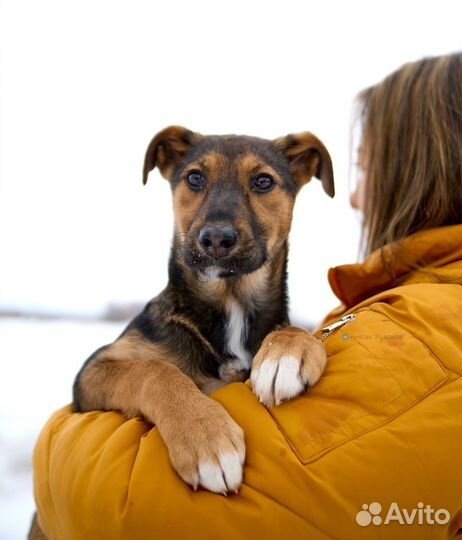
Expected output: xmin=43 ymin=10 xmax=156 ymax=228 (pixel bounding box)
xmin=29 ymin=125 xmax=334 ymax=538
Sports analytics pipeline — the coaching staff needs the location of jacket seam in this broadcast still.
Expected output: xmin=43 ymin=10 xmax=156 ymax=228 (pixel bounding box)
xmin=302 ymin=375 xmax=461 ymax=463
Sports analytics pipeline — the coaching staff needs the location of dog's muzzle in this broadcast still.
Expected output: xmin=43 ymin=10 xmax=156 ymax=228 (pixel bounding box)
xmin=198 ymin=226 xmax=238 ymax=259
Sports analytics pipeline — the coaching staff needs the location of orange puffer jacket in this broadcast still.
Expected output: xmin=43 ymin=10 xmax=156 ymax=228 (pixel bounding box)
xmin=33 ymin=224 xmax=462 ymax=540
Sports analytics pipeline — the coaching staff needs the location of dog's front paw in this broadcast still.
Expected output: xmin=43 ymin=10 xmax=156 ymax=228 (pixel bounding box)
xmin=250 ymin=326 xmax=327 ymax=407
xmin=161 ymin=397 xmax=245 ymax=495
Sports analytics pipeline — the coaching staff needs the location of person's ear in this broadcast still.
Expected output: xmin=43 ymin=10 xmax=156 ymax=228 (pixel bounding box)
xmin=273 ymin=132 xmax=335 ymax=197
xmin=142 ymin=126 xmax=203 ymax=184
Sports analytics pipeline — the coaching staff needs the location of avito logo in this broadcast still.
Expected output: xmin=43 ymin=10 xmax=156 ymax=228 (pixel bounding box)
xmin=356 ymin=502 xmax=450 ymax=527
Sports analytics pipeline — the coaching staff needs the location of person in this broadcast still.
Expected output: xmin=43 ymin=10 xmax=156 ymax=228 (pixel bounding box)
xmin=31 ymin=53 xmax=462 ymax=540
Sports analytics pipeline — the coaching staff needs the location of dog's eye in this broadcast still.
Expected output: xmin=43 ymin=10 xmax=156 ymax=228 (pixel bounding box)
xmin=252 ymin=175 xmax=274 ymax=193
xmin=186 ymin=171 xmax=206 ymax=190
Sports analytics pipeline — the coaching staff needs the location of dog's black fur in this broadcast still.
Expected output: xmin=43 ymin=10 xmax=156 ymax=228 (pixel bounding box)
xmin=30 ymin=127 xmax=334 ymax=537
xmin=74 ymin=129 xmax=328 ymax=403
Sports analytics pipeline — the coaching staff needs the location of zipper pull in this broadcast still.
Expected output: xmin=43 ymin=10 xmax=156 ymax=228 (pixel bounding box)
xmin=321 ymin=314 xmax=356 ymax=335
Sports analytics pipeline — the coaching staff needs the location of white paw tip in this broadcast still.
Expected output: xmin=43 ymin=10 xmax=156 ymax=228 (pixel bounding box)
xmin=198 ymin=451 xmax=243 ymax=494
xmin=198 ymin=461 xmax=227 ymax=494
xmin=251 ymin=359 xmax=278 ymax=400
xmin=219 ymin=451 xmax=243 ymax=491
xmin=274 ymin=355 xmax=305 ymax=402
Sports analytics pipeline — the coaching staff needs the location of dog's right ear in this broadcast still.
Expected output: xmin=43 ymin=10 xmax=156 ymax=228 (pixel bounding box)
xmin=142 ymin=126 xmax=203 ymax=184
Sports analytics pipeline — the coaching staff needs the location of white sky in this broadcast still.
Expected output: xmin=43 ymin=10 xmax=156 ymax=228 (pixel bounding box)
xmin=1 ymin=0 xmax=461 ymax=324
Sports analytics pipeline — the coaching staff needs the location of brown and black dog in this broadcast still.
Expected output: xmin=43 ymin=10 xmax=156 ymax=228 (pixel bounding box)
xmin=30 ymin=126 xmax=334 ymax=537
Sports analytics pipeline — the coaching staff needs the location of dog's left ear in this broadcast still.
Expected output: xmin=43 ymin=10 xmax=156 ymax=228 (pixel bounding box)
xmin=273 ymin=132 xmax=335 ymax=197
xmin=143 ymin=125 xmax=203 ymax=184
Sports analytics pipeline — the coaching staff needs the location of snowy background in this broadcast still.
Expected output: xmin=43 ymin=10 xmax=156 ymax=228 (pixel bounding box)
xmin=1 ymin=0 xmax=461 ymax=537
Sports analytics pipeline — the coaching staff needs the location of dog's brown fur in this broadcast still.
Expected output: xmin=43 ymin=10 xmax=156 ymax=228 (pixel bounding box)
xmin=29 ymin=126 xmax=334 ymax=538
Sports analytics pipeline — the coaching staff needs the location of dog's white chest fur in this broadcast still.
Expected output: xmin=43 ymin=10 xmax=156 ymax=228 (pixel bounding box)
xmin=224 ymin=298 xmax=251 ymax=370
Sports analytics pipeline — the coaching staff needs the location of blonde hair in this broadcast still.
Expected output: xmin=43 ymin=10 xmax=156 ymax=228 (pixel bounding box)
xmin=356 ymin=53 xmax=462 ymax=257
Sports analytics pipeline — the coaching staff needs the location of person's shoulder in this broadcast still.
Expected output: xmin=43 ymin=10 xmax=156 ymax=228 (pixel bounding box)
xmin=350 ymin=281 xmax=461 ymax=376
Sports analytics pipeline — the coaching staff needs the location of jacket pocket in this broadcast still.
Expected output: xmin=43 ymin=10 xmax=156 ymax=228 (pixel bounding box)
xmin=266 ymin=310 xmax=449 ymax=464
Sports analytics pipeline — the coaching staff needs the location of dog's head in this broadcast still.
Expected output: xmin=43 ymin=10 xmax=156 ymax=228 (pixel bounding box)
xmin=143 ymin=126 xmax=334 ymax=278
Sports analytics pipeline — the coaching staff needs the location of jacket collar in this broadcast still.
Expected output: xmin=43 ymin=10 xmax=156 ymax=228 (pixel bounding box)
xmin=328 ymin=224 xmax=462 ymax=308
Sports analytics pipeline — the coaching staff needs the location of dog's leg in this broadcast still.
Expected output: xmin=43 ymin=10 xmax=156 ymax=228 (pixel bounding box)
xmin=28 ymin=513 xmax=47 ymax=540
xmin=250 ymin=326 xmax=327 ymax=407
xmin=74 ymin=333 xmax=245 ymax=494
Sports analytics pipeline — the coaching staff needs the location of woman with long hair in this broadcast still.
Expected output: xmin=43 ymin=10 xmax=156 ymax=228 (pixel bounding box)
xmin=31 ymin=53 xmax=462 ymax=540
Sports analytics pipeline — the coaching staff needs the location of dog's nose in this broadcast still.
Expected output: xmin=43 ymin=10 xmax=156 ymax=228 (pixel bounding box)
xmin=199 ymin=226 xmax=238 ymax=258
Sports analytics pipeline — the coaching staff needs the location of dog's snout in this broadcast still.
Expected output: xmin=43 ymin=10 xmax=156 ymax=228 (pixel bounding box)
xmin=199 ymin=226 xmax=238 ymax=258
